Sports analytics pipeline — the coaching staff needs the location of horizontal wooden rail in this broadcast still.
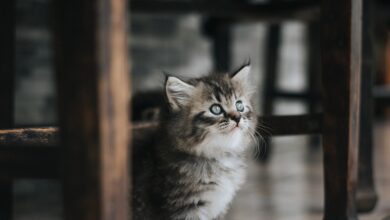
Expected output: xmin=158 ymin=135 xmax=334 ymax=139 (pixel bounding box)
xmin=131 ymin=0 xmax=320 ymax=22
xmin=259 ymin=114 xmax=322 ymax=135
xmin=0 ymin=114 xmax=322 ymax=179
xmin=373 ymin=86 xmax=390 ymax=105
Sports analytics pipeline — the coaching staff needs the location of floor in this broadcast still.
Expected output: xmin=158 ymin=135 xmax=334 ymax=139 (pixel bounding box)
xmin=13 ymin=119 xmax=390 ymax=220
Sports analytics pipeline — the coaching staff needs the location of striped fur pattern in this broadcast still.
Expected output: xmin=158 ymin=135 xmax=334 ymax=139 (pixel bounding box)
xmin=133 ymin=64 xmax=257 ymax=220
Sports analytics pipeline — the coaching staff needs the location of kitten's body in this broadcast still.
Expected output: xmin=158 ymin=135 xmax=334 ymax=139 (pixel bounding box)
xmin=133 ymin=65 xmax=257 ymax=220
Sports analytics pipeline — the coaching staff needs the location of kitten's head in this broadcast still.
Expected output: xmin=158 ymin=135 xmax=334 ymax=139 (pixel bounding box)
xmin=164 ymin=64 xmax=257 ymax=156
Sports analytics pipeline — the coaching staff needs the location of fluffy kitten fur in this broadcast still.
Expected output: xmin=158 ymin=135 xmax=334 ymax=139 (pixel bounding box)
xmin=133 ymin=64 xmax=258 ymax=220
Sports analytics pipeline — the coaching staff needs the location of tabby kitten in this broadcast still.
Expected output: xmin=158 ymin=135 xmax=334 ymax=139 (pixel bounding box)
xmin=133 ymin=64 xmax=258 ymax=220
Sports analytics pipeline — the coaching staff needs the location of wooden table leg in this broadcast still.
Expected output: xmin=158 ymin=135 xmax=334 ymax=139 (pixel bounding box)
xmin=0 ymin=0 xmax=15 ymax=219
xmin=306 ymin=22 xmax=321 ymax=150
xmin=356 ymin=0 xmax=378 ymax=213
xmin=209 ymin=18 xmax=231 ymax=72
xmin=53 ymin=0 xmax=131 ymax=219
xmin=260 ymin=23 xmax=281 ymax=163
xmin=321 ymin=0 xmax=362 ymax=219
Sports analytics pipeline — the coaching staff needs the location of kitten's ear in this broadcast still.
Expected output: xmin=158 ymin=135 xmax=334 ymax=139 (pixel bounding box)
xmin=231 ymin=64 xmax=251 ymax=85
xmin=165 ymin=75 xmax=195 ymax=111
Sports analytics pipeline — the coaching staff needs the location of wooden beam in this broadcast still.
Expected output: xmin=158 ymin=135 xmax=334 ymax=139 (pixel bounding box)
xmin=131 ymin=0 xmax=320 ymax=22
xmin=53 ymin=0 xmax=130 ymax=219
xmin=321 ymin=0 xmax=362 ymax=219
xmin=0 ymin=124 xmax=152 ymax=147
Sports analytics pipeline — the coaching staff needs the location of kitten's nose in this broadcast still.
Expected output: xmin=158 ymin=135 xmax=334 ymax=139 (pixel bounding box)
xmin=228 ymin=112 xmax=241 ymax=124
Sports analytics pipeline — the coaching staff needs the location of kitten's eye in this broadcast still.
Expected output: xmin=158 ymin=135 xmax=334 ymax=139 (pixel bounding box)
xmin=210 ymin=104 xmax=223 ymax=115
xmin=236 ymin=101 xmax=245 ymax=112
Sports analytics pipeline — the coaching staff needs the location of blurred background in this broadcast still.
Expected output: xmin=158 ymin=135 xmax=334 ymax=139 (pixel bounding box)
xmin=11 ymin=0 xmax=390 ymax=219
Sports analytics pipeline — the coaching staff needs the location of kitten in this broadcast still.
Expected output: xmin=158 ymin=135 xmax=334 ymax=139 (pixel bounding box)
xmin=132 ymin=64 xmax=258 ymax=220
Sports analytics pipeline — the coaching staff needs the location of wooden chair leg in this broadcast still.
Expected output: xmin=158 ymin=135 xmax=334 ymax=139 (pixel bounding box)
xmin=0 ymin=0 xmax=15 ymax=219
xmin=214 ymin=21 xmax=231 ymax=72
xmin=204 ymin=18 xmax=231 ymax=72
xmin=321 ymin=0 xmax=362 ymax=219
xmin=306 ymin=22 xmax=321 ymax=150
xmin=53 ymin=0 xmax=131 ymax=219
xmin=357 ymin=0 xmax=378 ymax=213
xmin=260 ymin=24 xmax=281 ymax=163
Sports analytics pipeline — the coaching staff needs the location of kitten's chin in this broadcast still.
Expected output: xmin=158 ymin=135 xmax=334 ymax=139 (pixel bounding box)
xmin=227 ymin=126 xmax=241 ymax=134
xmin=192 ymin=129 xmax=249 ymax=157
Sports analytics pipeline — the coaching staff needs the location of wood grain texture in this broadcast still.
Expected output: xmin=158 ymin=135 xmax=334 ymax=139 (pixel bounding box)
xmin=321 ymin=0 xmax=362 ymax=219
xmin=53 ymin=0 xmax=130 ymax=219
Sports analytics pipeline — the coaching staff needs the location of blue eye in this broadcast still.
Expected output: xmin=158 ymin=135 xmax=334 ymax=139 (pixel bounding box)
xmin=210 ymin=104 xmax=223 ymax=115
xmin=236 ymin=101 xmax=244 ymax=112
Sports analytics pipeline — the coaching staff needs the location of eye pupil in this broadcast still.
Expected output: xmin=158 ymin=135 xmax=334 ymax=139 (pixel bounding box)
xmin=236 ymin=101 xmax=244 ymax=112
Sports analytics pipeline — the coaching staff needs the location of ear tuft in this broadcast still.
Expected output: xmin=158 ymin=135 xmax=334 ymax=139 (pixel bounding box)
xmin=165 ymin=76 xmax=195 ymax=110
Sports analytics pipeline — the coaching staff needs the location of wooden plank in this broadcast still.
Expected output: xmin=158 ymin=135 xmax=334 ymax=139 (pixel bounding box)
xmin=0 ymin=127 xmax=59 ymax=146
xmin=131 ymin=0 xmax=320 ymax=22
xmin=0 ymin=0 xmax=15 ymax=219
xmin=53 ymin=0 xmax=130 ymax=219
xmin=321 ymin=0 xmax=362 ymax=219
xmin=356 ymin=0 xmax=378 ymax=213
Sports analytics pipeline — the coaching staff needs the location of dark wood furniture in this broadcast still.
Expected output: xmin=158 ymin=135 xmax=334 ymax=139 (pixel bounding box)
xmin=0 ymin=1 xmax=15 ymax=219
xmin=53 ymin=0 xmax=131 ymax=219
xmin=0 ymin=0 xmax=381 ymax=219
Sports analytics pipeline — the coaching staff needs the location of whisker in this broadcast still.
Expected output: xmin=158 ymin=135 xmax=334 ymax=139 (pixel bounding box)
xmin=256 ymin=124 xmax=272 ymax=137
xmin=244 ymin=126 xmax=268 ymax=160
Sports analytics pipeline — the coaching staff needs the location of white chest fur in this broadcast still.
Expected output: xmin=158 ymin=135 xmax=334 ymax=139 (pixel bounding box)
xmin=181 ymin=130 xmax=250 ymax=219
xmin=200 ymin=157 xmax=246 ymax=219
